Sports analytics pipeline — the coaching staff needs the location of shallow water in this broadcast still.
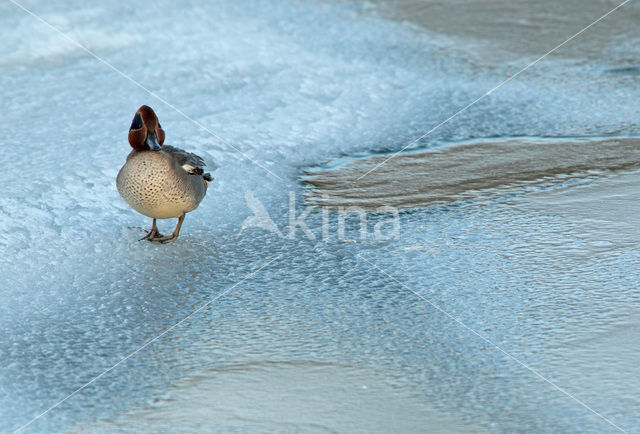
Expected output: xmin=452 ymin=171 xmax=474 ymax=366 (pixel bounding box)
xmin=1 ymin=0 xmax=640 ymax=432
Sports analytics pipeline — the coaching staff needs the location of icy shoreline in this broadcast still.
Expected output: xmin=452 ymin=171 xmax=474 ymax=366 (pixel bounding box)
xmin=2 ymin=0 xmax=640 ymax=432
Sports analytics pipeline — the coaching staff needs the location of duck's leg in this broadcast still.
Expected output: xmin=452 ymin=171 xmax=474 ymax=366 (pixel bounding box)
xmin=139 ymin=218 xmax=162 ymax=241
xmin=149 ymin=213 xmax=185 ymax=243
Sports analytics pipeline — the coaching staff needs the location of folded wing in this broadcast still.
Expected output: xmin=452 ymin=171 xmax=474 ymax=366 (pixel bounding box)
xmin=163 ymin=145 xmax=213 ymax=183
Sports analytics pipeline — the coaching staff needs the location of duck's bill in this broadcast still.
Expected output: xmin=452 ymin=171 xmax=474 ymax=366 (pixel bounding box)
xmin=146 ymin=132 xmax=161 ymax=151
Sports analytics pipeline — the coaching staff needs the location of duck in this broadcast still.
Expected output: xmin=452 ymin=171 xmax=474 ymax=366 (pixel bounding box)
xmin=116 ymin=105 xmax=212 ymax=243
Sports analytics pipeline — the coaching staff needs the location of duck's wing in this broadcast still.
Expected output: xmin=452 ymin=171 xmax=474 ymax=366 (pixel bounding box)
xmin=162 ymin=145 xmax=212 ymax=179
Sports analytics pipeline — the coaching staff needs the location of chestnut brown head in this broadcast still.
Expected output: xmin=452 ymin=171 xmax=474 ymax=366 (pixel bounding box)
xmin=128 ymin=105 xmax=166 ymax=151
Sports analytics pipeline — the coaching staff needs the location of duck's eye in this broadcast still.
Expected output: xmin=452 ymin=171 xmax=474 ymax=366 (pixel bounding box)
xmin=130 ymin=113 xmax=143 ymax=130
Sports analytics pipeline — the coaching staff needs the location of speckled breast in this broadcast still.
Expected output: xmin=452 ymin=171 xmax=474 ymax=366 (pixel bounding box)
xmin=116 ymin=150 xmax=206 ymax=219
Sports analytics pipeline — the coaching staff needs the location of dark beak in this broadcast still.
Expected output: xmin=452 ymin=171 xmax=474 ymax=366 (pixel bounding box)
xmin=146 ymin=132 xmax=161 ymax=151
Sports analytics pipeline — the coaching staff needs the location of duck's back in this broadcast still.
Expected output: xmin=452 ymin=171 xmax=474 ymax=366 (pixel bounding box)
xmin=117 ymin=150 xmax=207 ymax=219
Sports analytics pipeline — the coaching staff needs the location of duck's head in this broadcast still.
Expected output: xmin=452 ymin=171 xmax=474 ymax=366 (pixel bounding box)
xmin=128 ymin=105 xmax=165 ymax=151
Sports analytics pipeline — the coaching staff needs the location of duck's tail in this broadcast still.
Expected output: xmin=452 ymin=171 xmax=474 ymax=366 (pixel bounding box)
xmin=203 ymin=172 xmax=213 ymax=189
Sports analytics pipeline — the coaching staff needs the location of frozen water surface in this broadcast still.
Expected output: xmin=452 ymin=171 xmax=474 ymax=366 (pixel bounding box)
xmin=1 ymin=0 xmax=640 ymax=432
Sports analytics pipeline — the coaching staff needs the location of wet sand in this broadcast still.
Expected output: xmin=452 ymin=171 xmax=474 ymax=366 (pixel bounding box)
xmin=303 ymin=137 xmax=640 ymax=210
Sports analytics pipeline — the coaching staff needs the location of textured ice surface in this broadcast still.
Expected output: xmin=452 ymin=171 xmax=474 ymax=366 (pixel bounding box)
xmin=71 ymin=361 xmax=477 ymax=432
xmin=1 ymin=0 xmax=640 ymax=432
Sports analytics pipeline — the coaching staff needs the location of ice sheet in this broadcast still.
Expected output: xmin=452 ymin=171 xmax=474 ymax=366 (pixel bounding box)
xmin=1 ymin=0 xmax=640 ymax=432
